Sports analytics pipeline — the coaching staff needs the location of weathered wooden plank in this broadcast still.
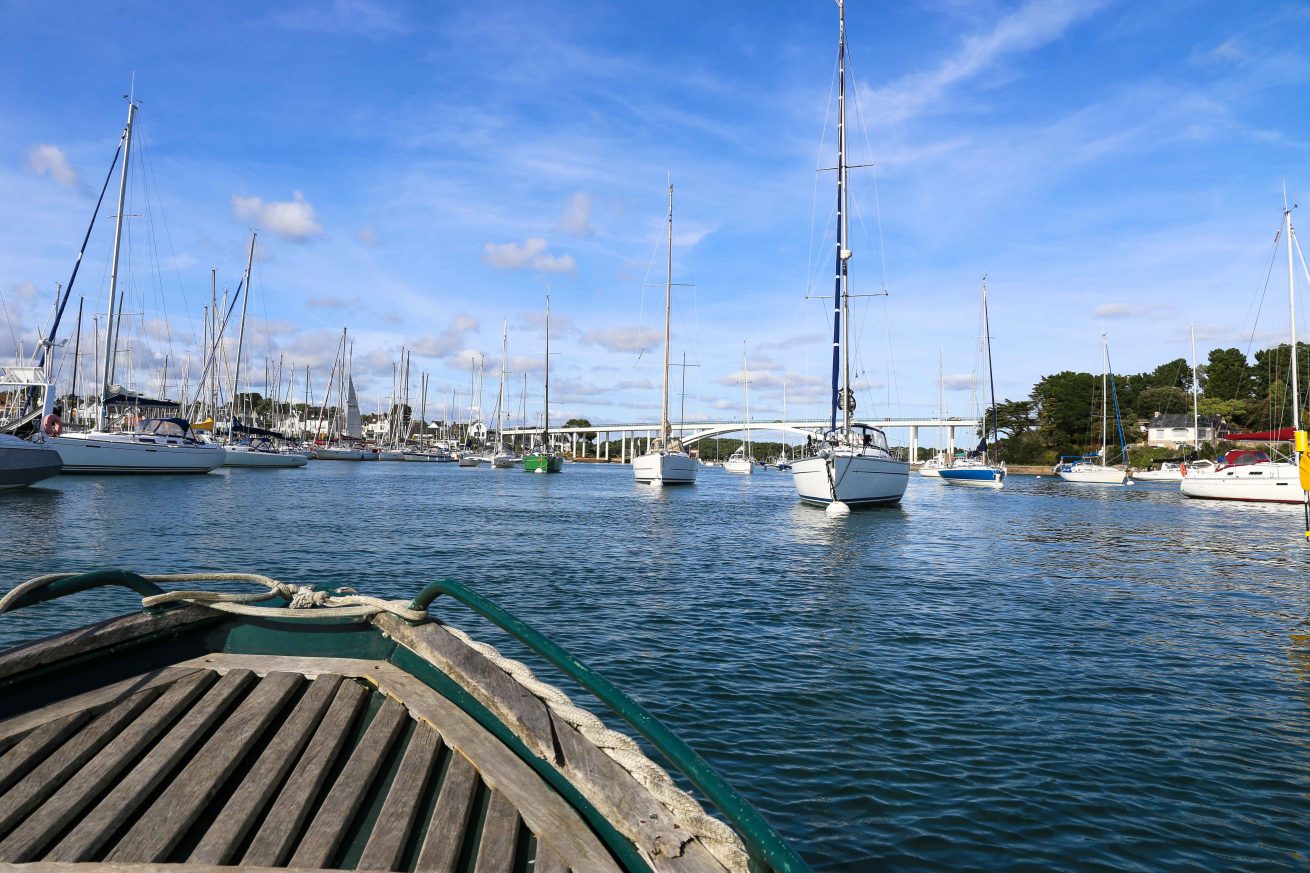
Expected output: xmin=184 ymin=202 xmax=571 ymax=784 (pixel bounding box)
xmin=0 ymin=709 xmax=91 ymax=794
xmin=239 ymin=678 xmax=369 ymax=868
xmin=0 ymin=686 xmax=160 ymax=841
xmin=0 ymin=669 xmax=216 ymax=863
xmin=177 ymin=652 xmax=392 ymax=680
xmin=546 ymin=708 xmax=724 ymax=873
xmin=288 ymin=698 xmax=409 ymax=868
xmin=415 ymin=753 xmax=480 ymax=873
xmin=533 ymin=841 xmax=570 ymax=873
xmin=356 ymin=724 xmax=443 ymax=871
xmin=473 ymin=789 xmax=520 ymax=873
xmin=376 ymin=615 xmax=557 ymax=763
xmin=48 ymin=669 xmax=257 ymax=862
xmin=0 ymin=606 xmax=218 ymax=684
xmin=0 ymin=665 xmax=203 ymax=743
xmin=372 ymin=668 xmax=620 ymax=873
xmin=187 ymin=674 xmax=344 ymax=865
xmin=105 ymin=671 xmax=304 ymax=863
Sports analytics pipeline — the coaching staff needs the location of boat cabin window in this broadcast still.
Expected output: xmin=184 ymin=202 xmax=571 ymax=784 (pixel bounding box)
xmin=135 ymin=418 xmax=192 ymax=439
xmin=1221 ymin=450 xmax=1269 ymax=467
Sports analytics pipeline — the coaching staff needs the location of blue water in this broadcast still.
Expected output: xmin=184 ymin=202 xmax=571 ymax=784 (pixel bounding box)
xmin=3 ymin=463 xmax=1310 ymax=871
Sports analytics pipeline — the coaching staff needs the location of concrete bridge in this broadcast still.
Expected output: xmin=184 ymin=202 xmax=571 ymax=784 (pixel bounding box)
xmin=501 ymin=417 xmax=981 ymax=462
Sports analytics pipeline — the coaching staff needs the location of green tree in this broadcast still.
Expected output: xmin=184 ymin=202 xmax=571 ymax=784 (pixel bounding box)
xmin=1202 ymin=348 xmax=1251 ymax=402
xmin=1151 ymin=357 xmax=1194 ymax=391
xmin=1134 ymin=386 xmax=1191 ymax=420
xmin=1031 ymin=371 xmax=1097 ymax=450
xmin=564 ymin=417 xmax=596 ymax=443
xmin=979 ymin=399 xmax=1036 ymax=439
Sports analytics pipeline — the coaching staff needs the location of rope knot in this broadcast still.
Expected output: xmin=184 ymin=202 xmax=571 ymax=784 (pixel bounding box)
xmin=287 ymin=586 xmax=332 ymax=609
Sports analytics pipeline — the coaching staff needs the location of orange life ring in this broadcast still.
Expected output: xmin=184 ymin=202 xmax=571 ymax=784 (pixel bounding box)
xmin=41 ymin=413 xmax=63 ymax=437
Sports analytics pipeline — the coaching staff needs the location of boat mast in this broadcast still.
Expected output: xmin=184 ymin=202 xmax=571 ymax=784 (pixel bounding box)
xmin=98 ymin=97 xmax=136 ymax=431
xmin=660 ymin=183 xmax=674 ymax=453
xmin=544 ymin=291 xmax=551 ymax=452
xmin=499 ymin=319 xmax=508 ymax=451
xmin=983 ymin=276 xmax=998 ymax=464
xmin=1101 ymin=335 xmax=1108 ymax=464
xmin=742 ymin=343 xmax=751 ymax=459
xmin=830 ymin=0 xmax=852 ymax=438
xmin=1190 ymin=323 xmax=1200 ymax=455
xmin=1285 ymin=200 xmax=1301 ymax=444
xmin=228 ymin=231 xmax=257 ymax=441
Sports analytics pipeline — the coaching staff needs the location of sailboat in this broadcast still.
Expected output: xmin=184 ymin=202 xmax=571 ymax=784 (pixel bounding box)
xmin=1181 ymin=199 xmax=1308 ymax=504
xmin=492 ymin=321 xmax=521 ymax=468
xmin=312 ymin=330 xmax=371 ymax=460
xmin=1055 ymin=334 xmax=1128 ymax=485
xmin=634 ymin=184 xmax=697 ymax=486
xmin=919 ymin=352 xmax=949 ymax=476
xmin=772 ymin=380 xmax=792 ymax=471
xmin=523 ymin=292 xmax=564 ymax=473
xmin=37 ymin=97 xmax=223 ymax=474
xmin=220 ymin=232 xmax=305 ymax=469
xmin=940 ymin=278 xmax=1005 ymax=488
xmin=791 ymin=1 xmax=909 ymax=513
xmin=1137 ymin=324 xmax=1211 ymax=482
xmin=723 ymin=344 xmax=753 ymax=475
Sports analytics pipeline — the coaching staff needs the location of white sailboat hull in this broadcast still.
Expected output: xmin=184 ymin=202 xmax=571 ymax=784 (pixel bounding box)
xmin=1056 ymin=464 xmax=1127 ymax=485
xmin=458 ymin=455 xmax=485 ymax=467
xmin=632 ymin=451 xmax=697 ymax=484
xmin=723 ymin=458 xmax=753 ymax=475
xmin=0 ymin=436 xmax=62 ymax=488
xmin=1180 ymin=462 xmax=1304 ymax=503
xmin=491 ymin=453 xmax=520 ymax=468
xmin=45 ymin=432 xmax=224 ymax=474
xmin=222 ymin=446 xmax=307 ymax=468
xmin=1134 ymin=468 xmax=1182 ymax=481
xmin=792 ymin=452 xmax=909 ymax=507
xmin=312 ymin=447 xmax=369 ymax=461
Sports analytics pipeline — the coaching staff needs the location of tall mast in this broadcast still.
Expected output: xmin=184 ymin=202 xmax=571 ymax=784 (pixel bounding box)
xmin=660 ymin=183 xmax=674 ymax=452
xmin=228 ymin=231 xmax=257 ymax=440
xmin=829 ymin=0 xmax=851 ymax=436
xmin=1286 ymin=200 xmax=1301 ymax=440
xmin=544 ymin=291 xmax=552 ymax=450
xmin=742 ymin=343 xmax=751 ymax=457
xmin=1190 ymin=323 xmax=1200 ymax=454
xmin=1101 ymin=335 xmax=1108 ymax=463
xmin=982 ymin=276 xmax=998 ymax=464
xmin=499 ymin=320 xmax=508 ymax=450
xmin=98 ymin=98 xmax=136 ymax=430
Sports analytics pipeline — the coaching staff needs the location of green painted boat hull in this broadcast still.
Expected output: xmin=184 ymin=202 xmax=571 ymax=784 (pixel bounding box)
xmin=523 ymin=453 xmax=564 ymax=473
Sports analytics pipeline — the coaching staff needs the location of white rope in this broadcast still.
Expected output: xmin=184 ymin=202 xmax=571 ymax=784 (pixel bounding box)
xmin=441 ymin=624 xmax=749 ymax=872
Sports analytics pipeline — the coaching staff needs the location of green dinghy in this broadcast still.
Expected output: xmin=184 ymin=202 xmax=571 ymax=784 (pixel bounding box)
xmin=0 ymin=569 xmax=808 ymax=873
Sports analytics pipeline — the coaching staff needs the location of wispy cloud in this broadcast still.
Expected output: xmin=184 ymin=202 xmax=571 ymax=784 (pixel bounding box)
xmin=409 ymin=315 xmax=479 ymax=359
xmin=481 ymin=238 xmax=576 ymax=274
xmin=943 ymin=373 xmax=976 ymax=390
xmin=356 ymin=226 xmax=379 ymax=247
xmin=556 ymin=192 xmax=592 ymax=235
xmin=232 ymin=192 xmax=323 ymax=242
xmin=1094 ymin=303 xmax=1147 ymax=319
xmin=866 ymin=0 xmax=1106 ymax=125
xmin=25 ymin=145 xmax=82 ymax=192
xmin=580 ymin=325 xmax=662 ymax=354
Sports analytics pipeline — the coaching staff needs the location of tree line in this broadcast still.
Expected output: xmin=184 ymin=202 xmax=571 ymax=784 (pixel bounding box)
xmin=984 ymin=341 xmax=1310 ymax=464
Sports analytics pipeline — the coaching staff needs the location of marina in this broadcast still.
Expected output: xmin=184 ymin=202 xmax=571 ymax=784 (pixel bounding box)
xmin=3 ymin=1 xmax=1310 ymax=870
xmin=2 ymin=463 xmax=1310 ymax=869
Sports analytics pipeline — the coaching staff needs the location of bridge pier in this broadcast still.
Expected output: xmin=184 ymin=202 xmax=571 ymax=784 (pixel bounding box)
xmin=909 ymin=425 xmax=919 ymax=464
xmin=948 ymin=426 xmax=956 ymax=458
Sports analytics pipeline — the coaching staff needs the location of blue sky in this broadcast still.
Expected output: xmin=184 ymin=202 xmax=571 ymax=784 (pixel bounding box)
xmin=3 ymin=0 xmax=1309 ymax=432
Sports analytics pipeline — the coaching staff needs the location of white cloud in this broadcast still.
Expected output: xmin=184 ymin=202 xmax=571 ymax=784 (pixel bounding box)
xmin=556 ymin=192 xmax=592 ymax=235
xmin=410 ymin=315 xmax=480 ymax=358
xmin=481 ymin=237 xmax=576 ymax=274
xmin=867 ymin=0 xmax=1105 ymax=126
xmin=1093 ymin=303 xmax=1147 ymax=319
xmin=25 ymin=145 xmax=79 ymax=189
xmin=580 ymin=325 xmax=662 ymax=353
xmin=943 ymin=373 xmax=976 ymax=390
xmin=231 ymin=191 xmax=323 ymax=242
